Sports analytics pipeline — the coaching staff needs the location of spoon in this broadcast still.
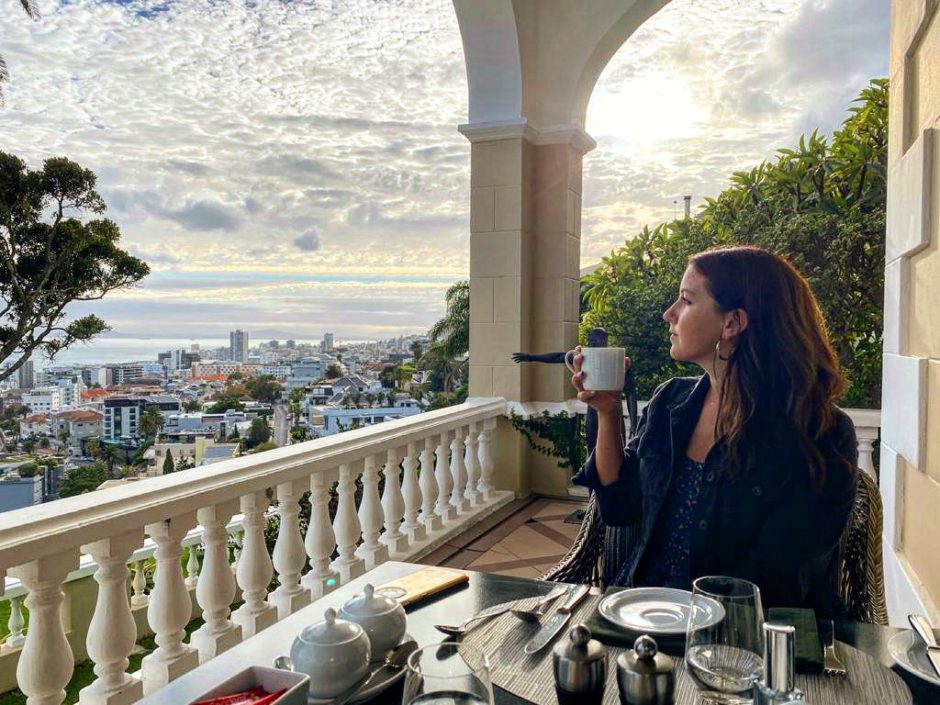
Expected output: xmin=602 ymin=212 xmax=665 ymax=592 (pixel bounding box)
xmin=331 ymin=639 xmax=418 ymax=705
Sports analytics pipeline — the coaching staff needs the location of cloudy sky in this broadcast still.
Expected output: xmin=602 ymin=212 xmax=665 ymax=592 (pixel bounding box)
xmin=0 ymin=0 xmax=888 ymax=350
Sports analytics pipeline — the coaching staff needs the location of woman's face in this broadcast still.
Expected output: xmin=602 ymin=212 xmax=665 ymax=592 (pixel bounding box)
xmin=663 ymin=265 xmax=725 ymax=365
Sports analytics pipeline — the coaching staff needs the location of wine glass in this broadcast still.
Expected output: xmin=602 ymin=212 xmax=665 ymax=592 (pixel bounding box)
xmin=685 ymin=576 xmax=764 ymax=704
xmin=402 ymin=642 xmax=495 ymax=705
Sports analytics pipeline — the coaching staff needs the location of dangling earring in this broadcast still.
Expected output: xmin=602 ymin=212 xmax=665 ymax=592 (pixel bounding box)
xmin=715 ymin=338 xmax=732 ymax=362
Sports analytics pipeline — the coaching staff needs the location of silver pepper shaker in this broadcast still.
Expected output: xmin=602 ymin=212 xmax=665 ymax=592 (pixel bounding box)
xmin=616 ymin=635 xmax=676 ymax=705
xmin=552 ymin=623 xmax=608 ymax=705
xmin=753 ymin=623 xmax=805 ymax=704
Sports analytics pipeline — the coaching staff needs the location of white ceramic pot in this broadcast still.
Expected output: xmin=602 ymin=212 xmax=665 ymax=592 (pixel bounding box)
xmin=289 ymin=607 xmax=371 ymax=699
xmin=339 ymin=583 xmax=407 ymax=659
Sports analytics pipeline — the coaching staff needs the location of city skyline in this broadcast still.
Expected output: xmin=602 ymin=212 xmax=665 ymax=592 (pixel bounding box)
xmin=0 ymin=0 xmax=889 ymax=340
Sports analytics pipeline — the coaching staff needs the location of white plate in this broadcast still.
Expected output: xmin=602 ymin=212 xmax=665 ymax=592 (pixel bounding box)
xmin=888 ymin=628 xmax=940 ymax=687
xmin=307 ymin=634 xmax=412 ymax=704
xmin=598 ymin=587 xmax=725 ymax=636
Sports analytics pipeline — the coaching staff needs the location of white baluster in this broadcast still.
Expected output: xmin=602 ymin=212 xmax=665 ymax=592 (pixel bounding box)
xmin=434 ymin=432 xmax=455 ymax=522
xmin=330 ymin=464 xmax=365 ymax=583
xmin=4 ymin=595 xmax=26 ymax=650
xmin=79 ymin=531 xmax=144 ymax=705
xmin=381 ymin=447 xmax=408 ymax=554
xmin=856 ymin=425 xmax=878 ymax=478
xmin=270 ymin=480 xmax=311 ymax=619
xmin=418 ymin=437 xmax=442 ymax=533
xmin=11 ymin=549 xmax=80 ymax=705
xmin=355 ymin=455 xmax=390 ymax=569
xmin=449 ymin=429 xmax=469 ymax=514
xmin=477 ymin=419 xmax=496 ymax=500
xmin=130 ymin=560 xmax=149 ymax=608
xmin=302 ymin=472 xmax=339 ymax=599
xmin=463 ymin=423 xmax=482 ymax=507
xmin=191 ymin=501 xmax=242 ymax=662
xmin=400 ymin=442 xmax=426 ymax=543
xmin=232 ymin=492 xmax=277 ymax=638
xmin=142 ymin=515 xmax=200 ymax=695
xmin=184 ymin=541 xmax=200 ymax=590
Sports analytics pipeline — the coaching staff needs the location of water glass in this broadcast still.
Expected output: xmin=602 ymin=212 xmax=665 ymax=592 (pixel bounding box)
xmin=685 ymin=576 xmax=764 ymax=704
xmin=402 ymin=642 xmax=494 ymax=705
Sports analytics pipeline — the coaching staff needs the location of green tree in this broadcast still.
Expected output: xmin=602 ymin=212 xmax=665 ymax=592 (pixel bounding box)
xmin=0 ymin=2 xmax=40 ymax=107
xmin=290 ymin=426 xmax=307 ymax=443
xmin=582 ymin=79 xmax=888 ymax=407
xmin=138 ymin=407 xmax=164 ymax=439
xmin=162 ymin=449 xmax=175 ymax=475
xmin=59 ymin=462 xmax=109 ymax=497
xmin=227 ymin=371 xmax=244 ymax=383
xmin=0 ymin=153 xmax=150 ymax=383
xmin=245 ymin=375 xmax=282 ymax=404
xmin=324 ymin=363 xmax=342 ymax=379
xmin=99 ymin=442 xmax=120 ymax=475
xmin=428 ymin=281 xmax=469 ymax=359
xmin=247 ymin=417 xmax=271 ymax=448
xmin=184 ymin=399 xmax=202 ymax=412
xmin=410 ymin=340 xmax=424 ymax=363
xmin=206 ymin=394 xmax=245 ymax=414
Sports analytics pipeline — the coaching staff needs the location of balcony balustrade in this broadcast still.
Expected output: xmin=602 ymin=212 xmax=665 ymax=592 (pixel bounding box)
xmin=0 ymin=398 xmax=880 ymax=704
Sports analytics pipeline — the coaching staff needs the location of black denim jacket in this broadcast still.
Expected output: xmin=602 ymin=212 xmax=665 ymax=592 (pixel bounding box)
xmin=572 ymin=375 xmax=859 ymax=616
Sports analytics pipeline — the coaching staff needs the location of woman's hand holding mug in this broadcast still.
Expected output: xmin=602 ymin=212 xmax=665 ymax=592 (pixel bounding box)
xmin=566 ymin=345 xmax=631 ymax=415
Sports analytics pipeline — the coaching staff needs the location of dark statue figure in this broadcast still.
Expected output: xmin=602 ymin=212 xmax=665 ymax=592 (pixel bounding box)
xmin=511 ymin=327 xmax=638 ymax=449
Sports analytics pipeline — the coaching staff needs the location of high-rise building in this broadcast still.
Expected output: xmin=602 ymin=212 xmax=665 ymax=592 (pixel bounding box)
xmin=16 ymin=360 xmax=34 ymax=390
xmin=230 ymin=329 xmax=249 ymax=363
xmin=286 ymin=339 xmax=296 ymax=349
xmin=320 ymin=332 xmax=334 ymax=353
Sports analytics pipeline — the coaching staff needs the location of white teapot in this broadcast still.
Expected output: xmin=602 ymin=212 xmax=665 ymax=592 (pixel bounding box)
xmin=289 ymin=607 xmax=371 ymax=698
xmin=339 ymin=583 xmax=407 ymax=658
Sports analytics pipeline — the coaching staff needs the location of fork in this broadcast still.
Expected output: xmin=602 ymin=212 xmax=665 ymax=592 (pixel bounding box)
xmin=823 ymin=619 xmax=846 ymax=676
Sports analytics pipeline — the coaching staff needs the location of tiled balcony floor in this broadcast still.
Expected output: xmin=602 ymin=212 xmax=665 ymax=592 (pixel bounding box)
xmin=418 ymin=497 xmax=587 ymax=579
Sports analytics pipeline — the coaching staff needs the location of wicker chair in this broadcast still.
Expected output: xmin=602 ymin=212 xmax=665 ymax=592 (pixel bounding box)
xmin=541 ymin=467 xmax=888 ymax=625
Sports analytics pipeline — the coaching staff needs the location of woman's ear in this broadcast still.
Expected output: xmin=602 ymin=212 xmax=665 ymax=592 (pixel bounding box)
xmin=724 ymin=308 xmax=748 ymax=338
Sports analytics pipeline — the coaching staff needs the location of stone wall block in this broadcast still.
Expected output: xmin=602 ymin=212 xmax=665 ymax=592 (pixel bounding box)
xmin=887 ymin=128 xmax=932 ymax=262
xmin=881 ymin=353 xmax=928 ymax=469
xmin=469 ymin=278 xmax=496 ymax=323
xmin=470 ymin=187 xmax=496 ymax=233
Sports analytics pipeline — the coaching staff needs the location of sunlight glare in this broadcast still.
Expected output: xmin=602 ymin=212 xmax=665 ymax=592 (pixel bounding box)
xmin=586 ymin=74 xmax=708 ymax=148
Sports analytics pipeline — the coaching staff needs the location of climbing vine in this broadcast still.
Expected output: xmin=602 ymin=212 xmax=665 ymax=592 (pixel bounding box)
xmin=509 ymin=410 xmax=586 ymax=473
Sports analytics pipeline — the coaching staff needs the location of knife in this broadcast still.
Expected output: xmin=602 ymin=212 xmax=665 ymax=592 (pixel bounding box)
xmin=909 ymin=614 xmax=940 ymax=678
xmin=523 ymin=584 xmax=591 ymax=655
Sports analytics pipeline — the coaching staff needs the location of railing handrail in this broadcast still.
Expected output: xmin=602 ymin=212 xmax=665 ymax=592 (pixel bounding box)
xmin=0 ymin=397 xmax=507 ymax=571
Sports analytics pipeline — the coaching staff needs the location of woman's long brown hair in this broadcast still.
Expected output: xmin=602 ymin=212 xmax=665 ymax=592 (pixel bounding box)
xmin=690 ymin=246 xmax=848 ymax=486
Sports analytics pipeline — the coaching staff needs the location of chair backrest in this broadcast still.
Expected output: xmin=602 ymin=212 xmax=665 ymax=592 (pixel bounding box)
xmin=543 ymin=468 xmax=889 ymax=625
xmin=837 ymin=469 xmax=889 ymax=625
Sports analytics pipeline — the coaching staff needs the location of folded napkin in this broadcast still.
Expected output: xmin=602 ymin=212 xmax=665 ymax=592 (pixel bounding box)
xmin=766 ymin=607 xmax=823 ymax=674
xmin=584 ymin=588 xmax=823 ymax=672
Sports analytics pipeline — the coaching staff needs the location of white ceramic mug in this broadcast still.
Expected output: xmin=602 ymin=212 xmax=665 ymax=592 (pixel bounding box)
xmin=565 ymin=347 xmax=626 ymax=392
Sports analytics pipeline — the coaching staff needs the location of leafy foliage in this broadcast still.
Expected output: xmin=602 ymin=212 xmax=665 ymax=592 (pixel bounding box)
xmin=246 ymin=417 xmax=271 ymax=448
xmin=206 ymin=394 xmax=245 ymax=414
xmin=59 ymin=462 xmax=109 ymax=497
xmin=244 ymin=375 xmax=282 ymax=403
xmin=509 ymin=411 xmax=586 ymax=472
xmin=582 ymin=79 xmax=887 ymax=407
xmin=0 ymin=153 xmax=150 ymax=383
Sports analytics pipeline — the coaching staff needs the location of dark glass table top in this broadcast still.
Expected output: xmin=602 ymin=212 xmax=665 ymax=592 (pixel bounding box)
xmin=140 ymin=561 xmax=940 ymax=704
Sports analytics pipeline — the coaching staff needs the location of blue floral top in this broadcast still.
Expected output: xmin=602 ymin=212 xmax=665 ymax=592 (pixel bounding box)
xmin=615 ymin=456 xmax=706 ymax=589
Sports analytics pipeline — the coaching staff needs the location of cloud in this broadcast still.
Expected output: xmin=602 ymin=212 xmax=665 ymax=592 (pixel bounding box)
xmin=293 ymin=230 xmax=321 ymax=252
xmin=0 ymin=0 xmax=889 ymax=345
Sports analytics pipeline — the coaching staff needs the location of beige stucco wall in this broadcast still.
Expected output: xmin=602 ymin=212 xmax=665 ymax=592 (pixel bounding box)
xmin=886 ymin=0 xmax=940 ymax=621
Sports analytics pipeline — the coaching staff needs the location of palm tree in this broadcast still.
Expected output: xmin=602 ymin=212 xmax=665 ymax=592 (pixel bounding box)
xmin=99 ymin=443 xmax=120 ymax=476
xmin=139 ymin=407 xmax=164 ymax=439
xmin=428 ymin=281 xmax=469 ymax=359
xmin=1 ymin=2 xmax=40 ymax=106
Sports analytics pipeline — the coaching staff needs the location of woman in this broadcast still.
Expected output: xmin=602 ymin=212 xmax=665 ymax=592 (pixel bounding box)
xmin=571 ymin=246 xmax=858 ymax=616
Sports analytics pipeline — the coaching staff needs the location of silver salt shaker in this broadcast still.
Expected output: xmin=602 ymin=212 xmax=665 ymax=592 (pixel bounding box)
xmin=616 ymin=635 xmax=676 ymax=705
xmin=552 ymin=623 xmax=608 ymax=705
xmin=753 ymin=623 xmax=805 ymax=704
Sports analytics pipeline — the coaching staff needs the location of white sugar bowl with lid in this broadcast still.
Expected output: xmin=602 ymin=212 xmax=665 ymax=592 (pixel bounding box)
xmin=289 ymin=607 xmax=370 ymax=699
xmin=339 ymin=583 xmax=407 ymax=658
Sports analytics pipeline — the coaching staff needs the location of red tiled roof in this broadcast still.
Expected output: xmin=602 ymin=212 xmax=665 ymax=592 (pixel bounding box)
xmin=55 ymin=410 xmax=103 ymax=422
xmin=82 ymin=389 xmax=110 ymax=400
xmin=23 ymin=413 xmax=49 ymax=424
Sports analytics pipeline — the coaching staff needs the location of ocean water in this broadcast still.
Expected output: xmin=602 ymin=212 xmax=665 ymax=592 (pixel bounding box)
xmin=36 ymin=337 xmax=230 ymax=368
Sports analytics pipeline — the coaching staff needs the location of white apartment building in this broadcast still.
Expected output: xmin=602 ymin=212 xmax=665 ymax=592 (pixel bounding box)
xmin=309 ymin=404 xmax=421 ymax=437
xmin=22 ymin=387 xmax=61 ymax=414
xmin=261 ymin=363 xmax=292 ymax=379
xmin=54 ymin=376 xmax=86 ymax=407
